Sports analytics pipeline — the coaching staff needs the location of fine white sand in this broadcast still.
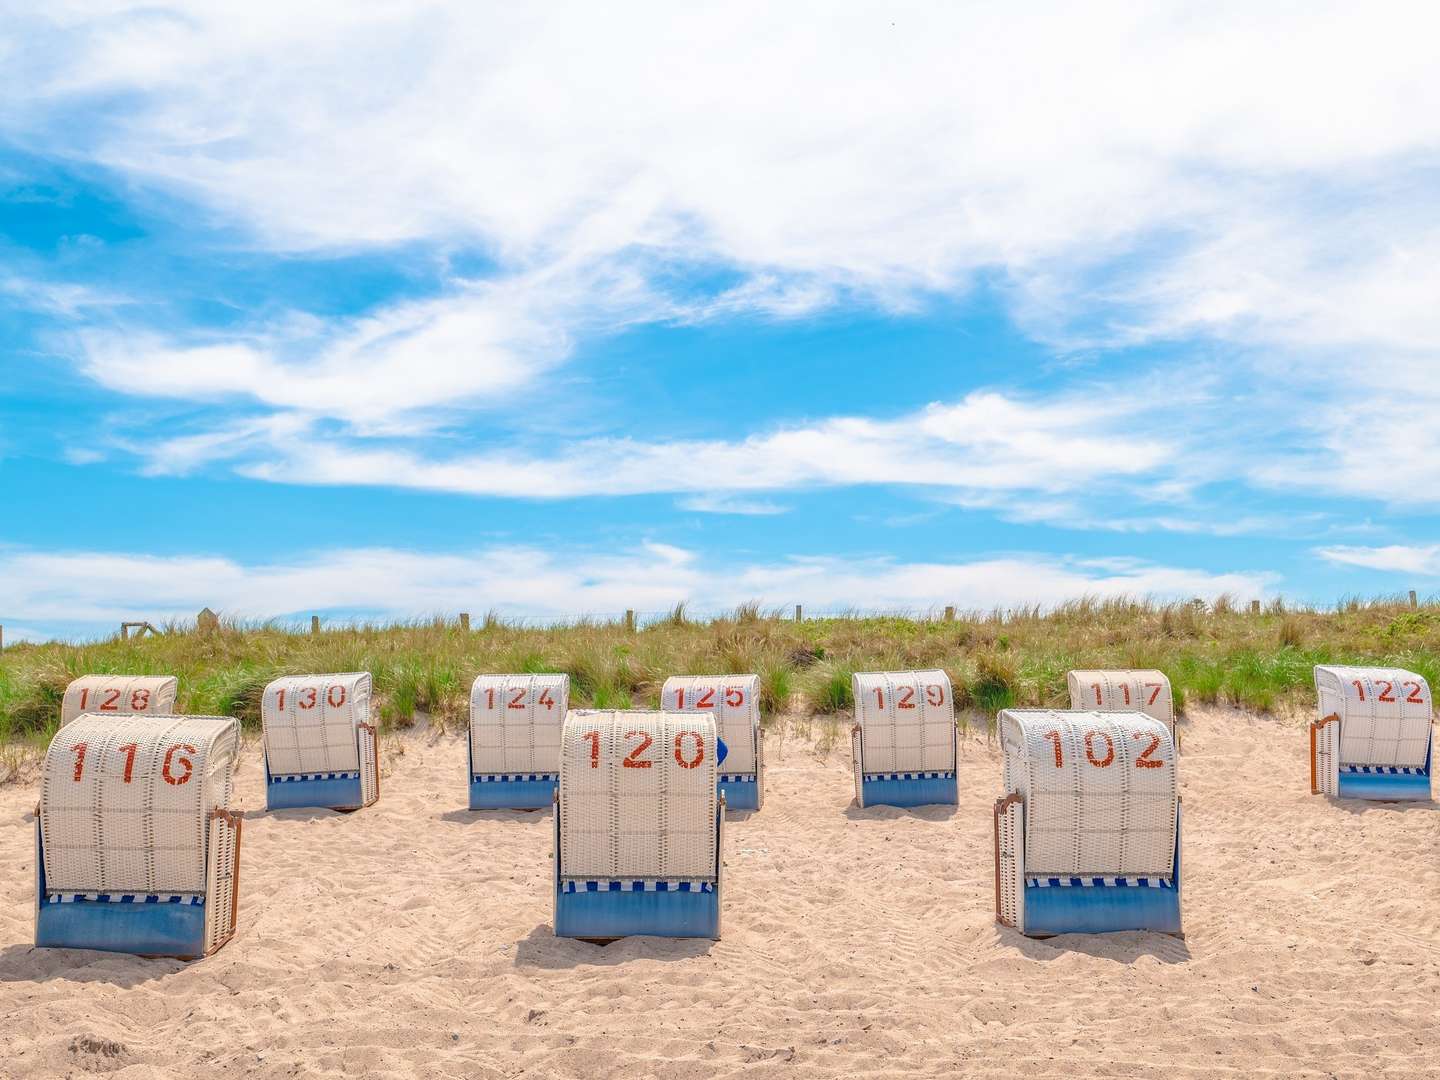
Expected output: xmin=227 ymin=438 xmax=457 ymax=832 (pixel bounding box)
xmin=1 ymin=706 xmax=1437 ymax=1079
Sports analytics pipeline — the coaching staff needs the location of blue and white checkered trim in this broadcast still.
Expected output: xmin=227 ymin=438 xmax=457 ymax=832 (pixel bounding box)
xmin=472 ymin=773 xmax=558 ymax=782
xmin=47 ymin=892 xmax=204 ymax=905
xmin=719 ymin=773 xmax=757 ymax=783
xmin=863 ymin=771 xmax=956 ymax=781
xmin=1026 ymin=876 xmax=1173 ymax=889
xmin=1341 ymin=764 xmax=1427 ymax=775
xmin=271 ymin=771 xmax=360 ymax=782
xmin=560 ymin=879 xmax=716 ymax=893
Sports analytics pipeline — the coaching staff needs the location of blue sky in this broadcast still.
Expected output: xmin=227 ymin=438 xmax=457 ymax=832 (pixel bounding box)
xmin=3 ymin=3 xmax=1439 ymax=642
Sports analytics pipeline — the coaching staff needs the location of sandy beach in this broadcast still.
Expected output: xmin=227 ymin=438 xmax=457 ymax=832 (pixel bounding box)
xmin=1 ymin=706 xmax=1437 ymax=1079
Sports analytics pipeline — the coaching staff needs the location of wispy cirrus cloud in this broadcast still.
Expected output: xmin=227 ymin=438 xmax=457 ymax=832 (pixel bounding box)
xmin=1316 ymin=544 xmax=1440 ymax=577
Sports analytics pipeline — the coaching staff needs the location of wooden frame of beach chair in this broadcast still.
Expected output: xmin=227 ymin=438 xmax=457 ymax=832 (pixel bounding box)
xmin=1310 ymin=666 xmax=1432 ymax=801
xmin=261 ymin=673 xmax=379 ymax=812
xmin=994 ymin=709 xmax=1182 ymax=937
xmin=850 ymin=670 xmax=958 ymax=808
xmin=60 ymin=675 xmax=179 ymax=727
xmin=468 ymin=674 xmax=570 ymax=809
xmin=661 ymin=674 xmax=764 ymax=811
xmin=1066 ymin=669 xmax=1176 ymax=745
xmin=35 ymin=714 xmax=243 ymax=959
xmin=553 ymin=710 xmax=723 ymax=942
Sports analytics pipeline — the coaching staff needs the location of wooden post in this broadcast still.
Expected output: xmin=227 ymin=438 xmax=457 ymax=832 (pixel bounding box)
xmin=459 ymin=612 xmax=470 ymax=632
xmin=795 ymin=604 xmax=803 ymax=622
xmin=1409 ymin=590 xmax=1419 ymax=608
xmin=197 ymin=607 xmax=219 ymax=636
xmin=120 ymin=624 xmax=129 ymax=641
xmin=1250 ymin=599 xmax=1261 ymax=615
xmin=624 ymin=609 xmax=636 ymax=632
xmin=0 ymin=625 xmax=4 ymax=651
xmin=311 ymin=615 xmax=321 ymax=635
xmin=943 ymin=605 xmax=956 ymax=622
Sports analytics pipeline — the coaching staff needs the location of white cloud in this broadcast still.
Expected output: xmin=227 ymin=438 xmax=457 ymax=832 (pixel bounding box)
xmin=676 ymin=494 xmax=788 ymax=516
xmin=1316 ymin=544 xmax=1440 ymax=576
xmin=0 ymin=542 xmax=1273 ymax=626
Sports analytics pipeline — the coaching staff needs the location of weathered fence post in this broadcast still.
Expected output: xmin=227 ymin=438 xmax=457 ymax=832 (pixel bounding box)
xmin=624 ymin=609 xmax=636 ymax=632
xmin=197 ymin=607 xmax=219 ymax=636
xmin=459 ymin=612 xmax=471 ymax=632
xmin=1250 ymin=599 xmax=1261 ymax=615
xmin=1409 ymin=590 xmax=1419 ymax=608
xmin=0 ymin=624 xmax=4 ymax=651
xmin=943 ymin=605 xmax=955 ymax=622
xmin=311 ymin=615 xmax=321 ymax=635
xmin=795 ymin=604 xmax=803 ymax=622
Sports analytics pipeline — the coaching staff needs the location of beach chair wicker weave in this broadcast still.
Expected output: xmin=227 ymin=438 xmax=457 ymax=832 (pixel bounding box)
xmin=850 ymin=670 xmax=958 ymax=807
xmin=60 ymin=675 xmax=179 ymax=727
xmin=1311 ymin=666 xmax=1432 ymax=801
xmin=662 ymin=674 xmax=764 ymax=811
xmin=994 ymin=709 xmax=1182 ymax=937
xmin=261 ymin=672 xmax=378 ymax=812
xmin=468 ymin=674 xmax=570 ymax=809
xmin=36 ymin=713 xmax=243 ymax=958
xmin=1066 ymin=670 xmax=1175 ymax=744
xmin=554 ymin=710 xmax=722 ymax=940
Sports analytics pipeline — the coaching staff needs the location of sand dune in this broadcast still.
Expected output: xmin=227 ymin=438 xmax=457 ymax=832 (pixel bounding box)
xmin=1 ymin=706 xmax=1437 ymax=1079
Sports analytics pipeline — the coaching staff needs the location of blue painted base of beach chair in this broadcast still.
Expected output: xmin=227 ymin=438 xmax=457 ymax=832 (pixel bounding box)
xmin=860 ymin=772 xmax=957 ymax=808
xmin=266 ymin=772 xmax=364 ymax=811
xmin=1023 ymin=877 xmax=1182 ymax=936
xmin=1337 ymin=767 xmax=1431 ymax=802
xmin=469 ymin=775 xmax=558 ymax=810
xmin=718 ymin=775 xmax=760 ymax=811
xmin=554 ymin=882 xmax=720 ymax=941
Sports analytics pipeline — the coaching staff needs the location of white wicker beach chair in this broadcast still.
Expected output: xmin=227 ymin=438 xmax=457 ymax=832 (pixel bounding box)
xmin=994 ymin=709 xmax=1181 ymax=937
xmin=850 ymin=670 xmax=957 ymax=807
xmin=1311 ymin=666 xmax=1433 ymax=801
xmin=554 ymin=710 xmax=722 ymax=941
xmin=260 ymin=672 xmax=378 ymax=811
xmin=468 ymin=674 xmax=570 ymax=809
xmin=60 ymin=675 xmax=179 ymax=727
xmin=36 ymin=713 xmax=243 ymax=958
xmin=662 ymin=674 xmax=763 ymax=811
xmin=1066 ymin=670 xmax=1175 ymax=743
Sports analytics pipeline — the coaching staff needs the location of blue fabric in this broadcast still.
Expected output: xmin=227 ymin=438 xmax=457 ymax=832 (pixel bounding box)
xmin=37 ymin=895 xmax=208 ymax=957
xmin=266 ymin=773 xmax=365 ymax=811
xmin=860 ymin=774 xmax=958 ymax=808
xmin=555 ymin=885 xmax=720 ymax=940
xmin=717 ymin=738 xmax=728 ymax=765
xmin=469 ymin=777 xmax=557 ymax=810
xmin=718 ymin=776 xmax=759 ymax=810
xmin=1337 ymin=769 xmax=1431 ymax=801
xmin=1023 ymin=878 xmax=1182 ymax=936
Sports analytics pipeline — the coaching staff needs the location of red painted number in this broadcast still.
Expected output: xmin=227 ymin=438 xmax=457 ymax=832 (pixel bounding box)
xmin=623 ymin=731 xmax=654 ymax=768
xmin=79 ymin=688 xmax=90 ymax=710
xmin=276 ymin=688 xmax=286 ymax=710
xmin=925 ymin=684 xmax=945 ymax=706
xmin=1352 ymin=680 xmax=1366 ymax=702
xmin=118 ymin=742 xmax=138 ymax=783
xmin=874 ymin=688 xmax=885 ymax=708
xmin=1043 ymin=730 xmax=1064 ymax=768
xmin=724 ymin=687 xmax=745 ymax=708
xmin=298 ymin=687 xmax=318 ymax=710
xmin=696 ymin=688 xmax=715 ymax=709
xmin=1120 ymin=684 xmax=1132 ymax=706
xmin=1085 ymin=730 xmax=1115 ymax=767
xmin=582 ymin=730 xmax=600 ymax=768
xmin=897 ymin=686 xmax=916 ymax=709
xmin=508 ymin=687 xmax=527 ymax=710
xmin=1133 ymin=731 xmax=1164 ymax=768
xmin=71 ymin=742 xmax=88 ymax=781
xmin=1377 ymin=680 xmax=1395 ymax=703
xmin=1404 ymin=681 xmax=1424 ymax=704
xmin=327 ymin=685 xmax=348 ymax=708
xmin=674 ymin=731 xmax=704 ymax=768
xmin=130 ymin=689 xmax=151 ymax=711
xmin=1146 ymin=683 xmax=1163 ymax=706
xmin=1091 ymin=682 xmax=1102 ymax=706
xmin=100 ymin=689 xmax=121 ymax=711
xmin=539 ymin=688 xmax=556 ymax=710
xmin=162 ymin=743 xmax=196 ymax=786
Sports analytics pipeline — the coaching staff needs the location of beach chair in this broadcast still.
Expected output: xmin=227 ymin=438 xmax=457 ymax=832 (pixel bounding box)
xmin=661 ymin=674 xmax=764 ymax=811
xmin=554 ymin=710 xmax=722 ymax=941
xmin=1310 ymin=665 xmax=1432 ymax=801
xmin=35 ymin=713 xmax=243 ymax=958
xmin=850 ymin=670 xmax=957 ymax=807
xmin=468 ymin=674 xmax=570 ymax=809
xmin=60 ymin=675 xmax=179 ymax=727
xmin=260 ymin=672 xmax=379 ymax=812
xmin=994 ymin=709 xmax=1182 ymax=937
xmin=1067 ymin=669 xmax=1176 ymax=744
